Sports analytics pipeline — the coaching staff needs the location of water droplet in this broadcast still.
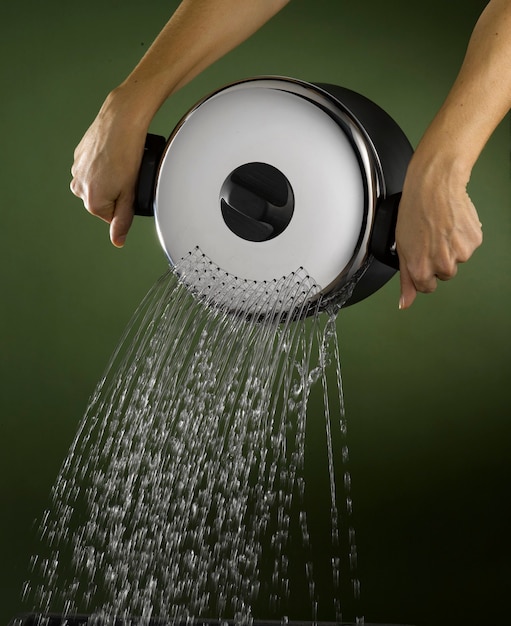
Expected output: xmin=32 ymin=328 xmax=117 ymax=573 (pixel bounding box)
xmin=26 ymin=251 xmax=369 ymax=620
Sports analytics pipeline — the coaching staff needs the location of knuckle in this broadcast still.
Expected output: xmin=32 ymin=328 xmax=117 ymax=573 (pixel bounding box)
xmin=418 ymin=281 xmax=437 ymax=294
xmin=436 ymin=258 xmax=458 ymax=280
xmin=86 ymin=199 xmax=101 ymax=216
xmin=69 ymin=165 xmax=115 ymax=222
xmin=456 ymin=240 xmax=479 ymax=264
xmin=85 ymin=191 xmax=115 ymax=222
xmin=87 ymin=202 xmax=107 ymax=218
xmin=411 ymin=268 xmax=437 ymax=293
xmin=457 ymin=250 xmax=471 ymax=264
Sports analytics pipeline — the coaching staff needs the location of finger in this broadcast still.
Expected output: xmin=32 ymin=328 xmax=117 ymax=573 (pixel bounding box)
xmin=109 ymin=194 xmax=134 ymax=248
xmin=69 ymin=176 xmax=80 ymax=198
xmin=70 ymin=178 xmax=117 ymax=225
xmin=435 ymin=266 xmax=458 ymax=282
xmin=399 ymin=262 xmax=418 ymax=310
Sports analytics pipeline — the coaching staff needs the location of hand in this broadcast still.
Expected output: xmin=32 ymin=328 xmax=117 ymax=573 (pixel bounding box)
xmin=70 ymin=90 xmax=149 ymax=247
xmin=69 ymin=0 xmax=293 ymax=249
xmin=395 ymin=149 xmax=483 ymax=309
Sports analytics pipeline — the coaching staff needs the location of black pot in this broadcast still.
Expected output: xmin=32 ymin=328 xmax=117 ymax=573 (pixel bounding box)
xmin=135 ymin=77 xmax=413 ymax=314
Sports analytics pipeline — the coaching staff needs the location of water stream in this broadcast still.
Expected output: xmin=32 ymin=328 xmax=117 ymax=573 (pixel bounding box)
xmin=24 ymin=249 xmax=365 ymax=625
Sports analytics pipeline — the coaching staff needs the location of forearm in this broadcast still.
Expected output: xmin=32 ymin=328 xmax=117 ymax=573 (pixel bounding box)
xmin=71 ymin=0 xmax=290 ymax=247
xmin=416 ymin=0 xmax=511 ymax=176
xmin=107 ymin=0 xmax=291 ymax=130
xmin=396 ymin=1 xmax=508 ymax=307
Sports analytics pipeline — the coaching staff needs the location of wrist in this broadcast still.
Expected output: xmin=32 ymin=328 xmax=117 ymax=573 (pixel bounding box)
xmin=100 ymin=81 xmax=164 ymax=132
xmin=403 ymin=136 xmax=472 ymax=206
xmin=412 ymin=114 xmax=475 ymax=186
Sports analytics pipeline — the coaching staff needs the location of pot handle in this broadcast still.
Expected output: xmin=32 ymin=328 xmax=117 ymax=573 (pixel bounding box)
xmin=134 ymin=133 xmax=167 ymax=217
xmin=370 ymin=192 xmax=401 ymax=270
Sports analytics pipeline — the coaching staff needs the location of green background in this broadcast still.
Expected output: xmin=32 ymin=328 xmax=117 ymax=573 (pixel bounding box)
xmin=1 ymin=1 xmax=510 ymax=625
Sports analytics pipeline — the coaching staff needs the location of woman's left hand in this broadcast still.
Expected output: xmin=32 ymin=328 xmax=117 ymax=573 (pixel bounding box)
xmin=395 ymin=148 xmax=483 ymax=309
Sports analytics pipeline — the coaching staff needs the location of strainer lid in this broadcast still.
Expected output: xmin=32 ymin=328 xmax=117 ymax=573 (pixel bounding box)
xmin=154 ymin=77 xmax=377 ymax=298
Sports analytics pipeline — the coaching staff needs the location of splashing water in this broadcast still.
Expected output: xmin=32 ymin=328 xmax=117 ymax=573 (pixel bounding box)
xmin=24 ymin=248 xmax=366 ymax=625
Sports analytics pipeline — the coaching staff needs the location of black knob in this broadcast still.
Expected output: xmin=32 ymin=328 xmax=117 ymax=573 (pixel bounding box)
xmin=220 ymin=162 xmax=294 ymax=242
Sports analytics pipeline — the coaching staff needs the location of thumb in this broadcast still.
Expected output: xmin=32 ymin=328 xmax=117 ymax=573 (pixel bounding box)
xmin=399 ymin=261 xmax=417 ymax=310
xmin=109 ymin=193 xmax=135 ymax=248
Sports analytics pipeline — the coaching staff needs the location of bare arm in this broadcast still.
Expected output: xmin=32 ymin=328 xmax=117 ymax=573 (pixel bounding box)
xmin=70 ymin=0 xmax=290 ymax=247
xmin=72 ymin=0 xmax=510 ymax=312
xmin=396 ymin=0 xmax=511 ymax=309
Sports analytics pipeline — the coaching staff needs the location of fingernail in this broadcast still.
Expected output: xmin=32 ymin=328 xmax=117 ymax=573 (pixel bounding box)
xmin=399 ymin=295 xmax=405 ymax=310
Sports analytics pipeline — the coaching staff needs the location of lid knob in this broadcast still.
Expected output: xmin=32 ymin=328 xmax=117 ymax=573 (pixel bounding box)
xmin=220 ymin=162 xmax=294 ymax=242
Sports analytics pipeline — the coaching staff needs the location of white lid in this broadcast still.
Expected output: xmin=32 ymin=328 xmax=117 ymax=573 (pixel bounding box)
xmin=154 ymin=79 xmax=373 ymax=299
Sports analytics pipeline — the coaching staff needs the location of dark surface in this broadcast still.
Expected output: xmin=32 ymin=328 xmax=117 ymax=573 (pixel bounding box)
xmin=9 ymin=616 xmax=414 ymax=626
